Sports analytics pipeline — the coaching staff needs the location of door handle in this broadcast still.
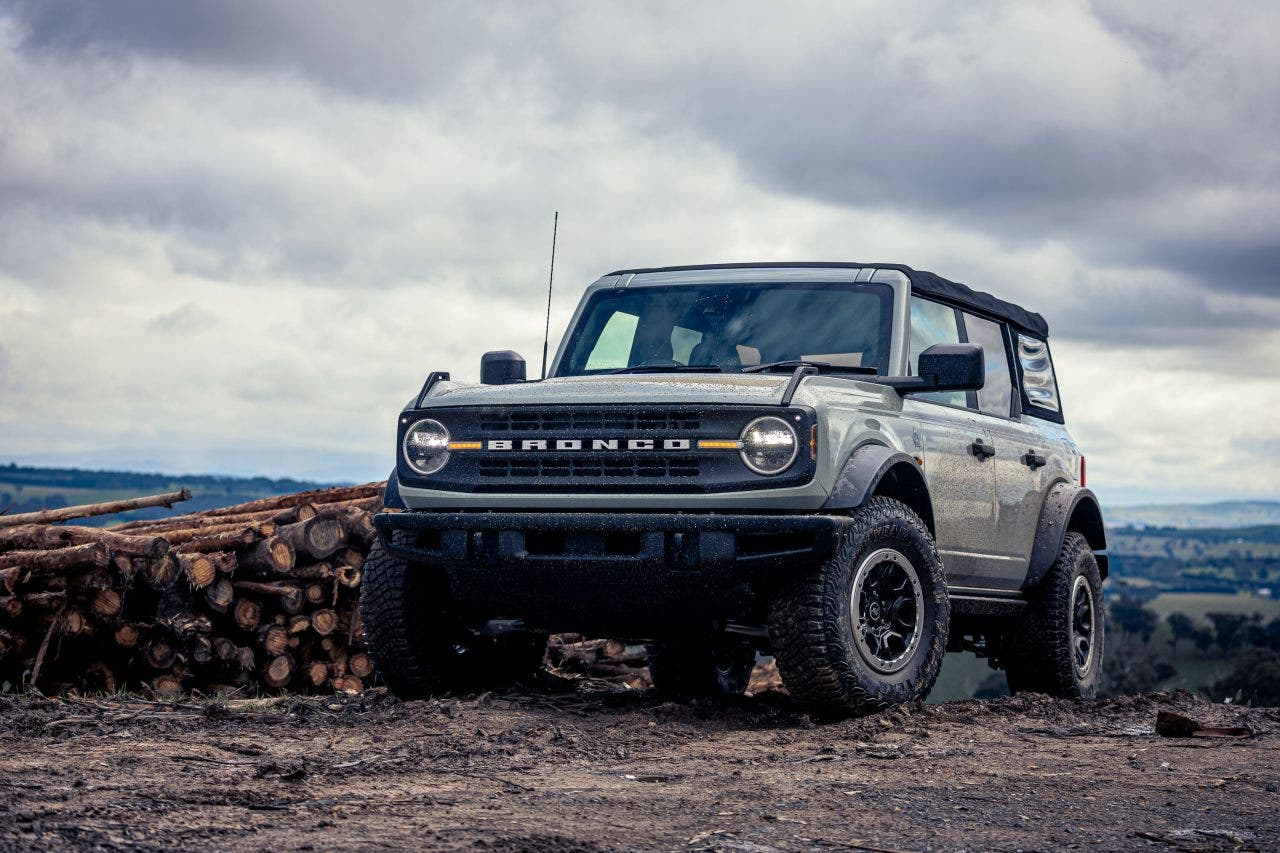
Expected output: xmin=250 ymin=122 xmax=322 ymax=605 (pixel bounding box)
xmin=1022 ymin=450 xmax=1047 ymax=470
xmin=970 ymin=439 xmax=996 ymax=460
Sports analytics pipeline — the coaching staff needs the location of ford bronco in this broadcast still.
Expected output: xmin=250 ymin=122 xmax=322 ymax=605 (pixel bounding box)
xmin=361 ymin=262 xmax=1107 ymax=716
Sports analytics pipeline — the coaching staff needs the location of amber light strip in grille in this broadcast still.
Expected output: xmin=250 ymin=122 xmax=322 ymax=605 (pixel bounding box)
xmin=697 ymin=439 xmax=742 ymax=450
xmin=448 ymin=441 xmax=483 ymax=451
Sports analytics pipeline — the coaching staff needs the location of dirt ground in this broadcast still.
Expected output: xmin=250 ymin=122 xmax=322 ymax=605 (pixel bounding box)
xmin=1 ymin=682 xmax=1277 ymax=852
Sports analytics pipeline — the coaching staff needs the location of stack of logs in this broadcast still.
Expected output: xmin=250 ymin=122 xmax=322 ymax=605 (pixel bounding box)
xmin=0 ymin=483 xmax=384 ymax=696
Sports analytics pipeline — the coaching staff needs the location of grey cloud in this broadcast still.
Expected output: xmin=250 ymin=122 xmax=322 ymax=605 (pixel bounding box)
xmin=145 ymin=303 xmax=218 ymax=334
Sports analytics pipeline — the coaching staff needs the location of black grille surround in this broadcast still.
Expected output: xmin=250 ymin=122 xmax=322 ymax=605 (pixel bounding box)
xmin=397 ymin=404 xmax=816 ymax=494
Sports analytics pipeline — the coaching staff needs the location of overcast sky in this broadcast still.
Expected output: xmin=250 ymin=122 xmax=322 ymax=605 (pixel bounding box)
xmin=1 ymin=1 xmax=1277 ymax=505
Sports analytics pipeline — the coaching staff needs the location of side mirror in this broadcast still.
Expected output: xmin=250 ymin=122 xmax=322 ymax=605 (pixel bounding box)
xmin=481 ymin=350 xmax=527 ymax=385
xmin=882 ymin=343 xmax=984 ymax=395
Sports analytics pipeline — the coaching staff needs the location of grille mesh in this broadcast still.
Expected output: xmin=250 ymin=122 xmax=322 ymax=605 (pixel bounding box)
xmin=478 ymin=458 xmax=701 ymax=479
xmin=479 ymin=410 xmax=702 ymax=433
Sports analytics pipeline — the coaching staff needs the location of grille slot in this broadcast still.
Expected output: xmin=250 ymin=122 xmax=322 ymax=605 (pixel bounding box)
xmin=479 ymin=410 xmax=702 ymax=433
xmin=478 ymin=457 xmax=702 ymax=479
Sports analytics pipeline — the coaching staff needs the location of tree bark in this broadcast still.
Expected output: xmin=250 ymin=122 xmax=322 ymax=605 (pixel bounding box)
xmin=202 ymin=483 xmax=382 ymax=518
xmin=275 ymin=516 xmax=345 ymax=560
xmin=0 ymin=489 xmax=191 ymax=528
xmin=0 ymin=541 xmax=110 ymax=572
xmin=173 ymin=528 xmax=259 ymax=553
xmin=0 ymin=524 xmax=168 ymax=558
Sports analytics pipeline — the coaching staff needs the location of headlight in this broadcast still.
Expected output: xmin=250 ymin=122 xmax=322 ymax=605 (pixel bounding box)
xmin=403 ymin=418 xmax=451 ymax=475
xmin=739 ymin=416 xmax=798 ymax=475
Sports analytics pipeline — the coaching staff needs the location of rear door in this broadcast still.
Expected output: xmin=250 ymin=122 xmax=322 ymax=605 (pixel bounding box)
xmin=901 ymin=296 xmax=1000 ymax=589
xmin=960 ymin=312 xmax=1043 ymax=590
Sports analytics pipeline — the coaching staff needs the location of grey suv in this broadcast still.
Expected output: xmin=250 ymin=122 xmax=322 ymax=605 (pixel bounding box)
xmin=362 ymin=263 xmax=1107 ymax=716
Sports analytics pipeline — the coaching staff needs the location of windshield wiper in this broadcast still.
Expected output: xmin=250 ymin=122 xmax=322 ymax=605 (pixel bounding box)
xmin=597 ymin=364 xmax=724 ymax=375
xmin=742 ymin=360 xmax=878 ymax=376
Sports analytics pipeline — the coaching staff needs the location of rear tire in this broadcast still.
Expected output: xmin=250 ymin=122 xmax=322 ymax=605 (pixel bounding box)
xmin=359 ymin=535 xmax=452 ymax=699
xmin=1004 ymin=532 xmax=1104 ymax=699
xmin=647 ymin=641 xmax=756 ymax=698
xmin=768 ymin=497 xmax=949 ymax=718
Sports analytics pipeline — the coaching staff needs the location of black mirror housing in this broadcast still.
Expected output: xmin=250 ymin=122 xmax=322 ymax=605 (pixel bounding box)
xmin=881 ymin=343 xmax=984 ymax=395
xmin=481 ymin=350 xmax=527 ymax=385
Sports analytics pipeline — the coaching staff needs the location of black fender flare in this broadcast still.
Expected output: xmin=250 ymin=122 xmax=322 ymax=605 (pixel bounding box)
xmin=821 ymin=443 xmax=935 ymax=535
xmin=1024 ymin=482 xmax=1108 ymax=589
xmin=382 ymin=470 xmax=406 ymax=510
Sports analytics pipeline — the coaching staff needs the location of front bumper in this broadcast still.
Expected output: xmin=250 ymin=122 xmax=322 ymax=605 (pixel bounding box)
xmin=374 ymin=511 xmax=849 ymax=637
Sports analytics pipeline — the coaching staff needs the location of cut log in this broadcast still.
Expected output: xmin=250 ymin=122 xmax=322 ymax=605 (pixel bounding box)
xmin=311 ymin=608 xmax=338 ymax=636
xmin=261 ymin=625 xmax=290 ymax=657
xmin=294 ymin=562 xmax=334 ymax=580
xmin=114 ymin=623 xmax=142 ymax=649
xmin=287 ymin=614 xmax=311 ymax=635
xmin=276 ymin=517 xmax=345 ymax=560
xmin=63 ymin=607 xmax=91 ymax=637
xmin=173 ymin=528 xmax=258 ymax=553
xmin=232 ymin=580 xmax=304 ymax=613
xmin=240 ymin=537 xmax=295 ymax=576
xmin=201 ymin=483 xmax=381 ymax=517
xmin=151 ymin=674 xmax=183 ymax=697
xmin=145 ymin=638 xmax=177 ymax=670
xmin=157 ymin=521 xmax=275 ymax=546
xmin=90 ymin=588 xmax=123 ymax=621
xmin=0 ymin=489 xmax=190 ymax=528
xmin=177 ymin=554 xmax=218 ymax=589
xmin=232 ymin=598 xmax=262 ymax=633
xmin=235 ymin=646 xmax=256 ymax=673
xmin=0 ymin=595 xmax=22 ymax=619
xmin=306 ymin=660 xmax=330 ymax=687
xmin=205 ymin=578 xmax=234 ymax=613
xmin=0 ymin=524 xmax=168 ymax=558
xmin=190 ymin=635 xmax=214 ymax=665
xmin=331 ymin=675 xmax=363 ymax=694
xmin=336 ymin=548 xmax=365 ymax=571
xmin=336 ymin=565 xmax=361 ymax=589
xmin=263 ymin=654 xmax=295 ymax=689
xmin=348 ymin=652 xmax=375 ymax=679
xmin=140 ymin=554 xmax=179 ymax=589
xmin=0 ymin=541 xmax=110 ymax=572
xmin=304 ymin=583 xmax=326 ymax=605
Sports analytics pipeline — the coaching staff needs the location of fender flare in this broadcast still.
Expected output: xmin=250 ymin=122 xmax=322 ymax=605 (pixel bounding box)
xmin=1024 ymin=482 xmax=1108 ymax=589
xmin=382 ymin=470 xmax=406 ymax=510
xmin=821 ymin=443 xmax=935 ymax=535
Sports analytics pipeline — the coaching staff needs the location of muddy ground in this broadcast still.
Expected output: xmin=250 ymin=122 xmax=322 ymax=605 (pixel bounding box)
xmin=1 ymin=683 xmax=1277 ymax=852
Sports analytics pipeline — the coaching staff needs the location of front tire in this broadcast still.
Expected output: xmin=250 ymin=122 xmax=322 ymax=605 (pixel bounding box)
xmin=1004 ymin=532 xmax=1104 ymax=699
xmin=768 ymin=497 xmax=949 ymax=718
xmin=359 ymin=535 xmax=453 ymax=698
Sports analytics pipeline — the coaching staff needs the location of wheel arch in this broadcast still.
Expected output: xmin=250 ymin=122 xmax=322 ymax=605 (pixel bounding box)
xmin=822 ymin=443 xmax=935 ymax=536
xmin=1024 ymin=482 xmax=1108 ymax=589
xmin=382 ymin=470 xmax=406 ymax=510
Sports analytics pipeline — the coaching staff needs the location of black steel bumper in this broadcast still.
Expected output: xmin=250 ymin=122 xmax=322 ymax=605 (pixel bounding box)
xmin=374 ymin=511 xmax=849 ymax=637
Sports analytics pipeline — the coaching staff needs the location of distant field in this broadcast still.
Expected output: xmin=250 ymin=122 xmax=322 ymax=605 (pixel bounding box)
xmin=1147 ymin=591 xmax=1280 ymax=621
xmin=0 ymin=464 xmax=331 ymax=526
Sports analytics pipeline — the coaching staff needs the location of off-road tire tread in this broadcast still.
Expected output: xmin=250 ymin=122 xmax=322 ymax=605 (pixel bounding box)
xmin=359 ymin=536 xmax=443 ymax=699
xmin=768 ymin=497 xmax=949 ymax=718
xmin=1004 ymin=532 xmax=1103 ymax=699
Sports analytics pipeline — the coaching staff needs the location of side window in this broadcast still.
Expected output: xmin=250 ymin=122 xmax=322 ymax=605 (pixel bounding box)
xmin=1017 ymin=334 xmax=1061 ymax=416
xmin=909 ymin=297 xmax=965 ymax=407
xmin=962 ymin=313 xmax=1014 ymax=417
xmin=583 ymin=310 xmax=639 ymax=370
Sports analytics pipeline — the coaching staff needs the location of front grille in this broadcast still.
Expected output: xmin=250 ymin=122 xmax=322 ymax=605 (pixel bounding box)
xmin=399 ymin=404 xmax=815 ymax=494
xmin=479 ymin=409 xmax=702 ymax=433
xmin=479 ymin=457 xmax=701 ymax=479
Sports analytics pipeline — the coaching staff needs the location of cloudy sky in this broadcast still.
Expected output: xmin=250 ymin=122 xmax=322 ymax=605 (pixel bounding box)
xmin=1 ymin=0 xmax=1277 ymax=505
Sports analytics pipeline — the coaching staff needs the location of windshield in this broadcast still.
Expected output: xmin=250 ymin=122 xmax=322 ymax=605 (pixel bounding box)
xmin=555 ymin=282 xmax=894 ymax=376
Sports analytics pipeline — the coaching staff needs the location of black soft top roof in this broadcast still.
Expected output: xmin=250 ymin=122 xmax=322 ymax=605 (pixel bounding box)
xmin=605 ymin=261 xmax=1049 ymax=339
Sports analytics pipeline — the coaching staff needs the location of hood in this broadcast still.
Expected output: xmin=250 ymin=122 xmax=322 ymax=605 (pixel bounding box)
xmin=414 ymin=373 xmax=794 ymax=409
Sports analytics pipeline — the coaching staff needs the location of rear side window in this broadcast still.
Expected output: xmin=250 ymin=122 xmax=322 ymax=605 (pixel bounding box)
xmin=908 ymin=297 xmax=966 ymax=407
xmin=961 ymin=313 xmax=1014 ymax=417
xmin=1017 ymin=334 xmax=1062 ymax=417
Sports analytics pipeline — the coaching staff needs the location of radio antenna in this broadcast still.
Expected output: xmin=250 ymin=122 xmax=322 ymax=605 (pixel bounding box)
xmin=540 ymin=211 xmax=559 ymax=380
